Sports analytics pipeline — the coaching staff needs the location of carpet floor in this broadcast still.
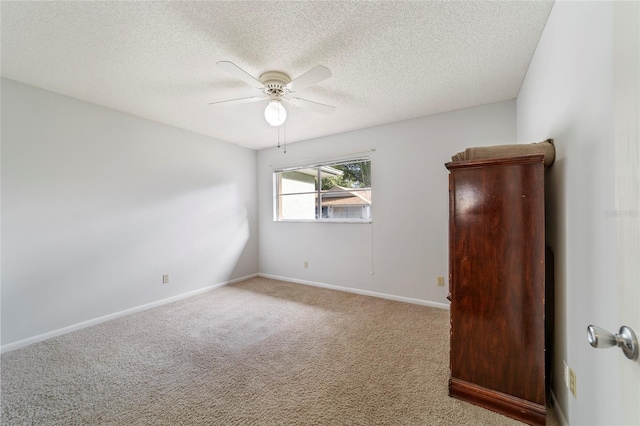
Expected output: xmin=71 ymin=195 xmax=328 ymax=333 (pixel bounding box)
xmin=1 ymin=277 xmax=559 ymax=425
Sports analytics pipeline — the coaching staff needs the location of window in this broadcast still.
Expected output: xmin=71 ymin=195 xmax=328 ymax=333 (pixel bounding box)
xmin=274 ymin=158 xmax=371 ymax=222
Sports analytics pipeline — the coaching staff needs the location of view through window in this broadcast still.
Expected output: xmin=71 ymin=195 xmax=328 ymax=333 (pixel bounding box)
xmin=274 ymin=158 xmax=372 ymax=222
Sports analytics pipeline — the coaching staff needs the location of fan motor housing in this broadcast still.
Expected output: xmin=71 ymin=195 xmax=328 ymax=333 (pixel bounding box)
xmin=260 ymin=71 xmax=291 ymax=96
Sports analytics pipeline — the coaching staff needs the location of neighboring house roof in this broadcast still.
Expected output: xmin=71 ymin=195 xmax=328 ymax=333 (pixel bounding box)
xmin=320 ymin=186 xmax=371 ymax=206
xmin=322 ymin=196 xmax=369 ymax=207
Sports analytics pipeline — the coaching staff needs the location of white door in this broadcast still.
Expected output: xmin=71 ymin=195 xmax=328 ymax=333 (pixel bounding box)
xmin=613 ymin=2 xmax=640 ymax=424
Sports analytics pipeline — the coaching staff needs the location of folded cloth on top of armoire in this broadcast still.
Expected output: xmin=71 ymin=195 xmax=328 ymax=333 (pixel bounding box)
xmin=451 ymin=139 xmax=555 ymax=167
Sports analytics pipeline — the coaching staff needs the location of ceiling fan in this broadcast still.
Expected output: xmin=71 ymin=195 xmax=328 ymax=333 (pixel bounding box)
xmin=210 ymin=61 xmax=335 ymax=127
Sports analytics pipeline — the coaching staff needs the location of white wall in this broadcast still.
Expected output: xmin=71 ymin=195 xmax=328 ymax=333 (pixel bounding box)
xmin=258 ymin=100 xmax=516 ymax=306
xmin=1 ymin=79 xmax=259 ymax=348
xmin=517 ymin=2 xmax=628 ymax=424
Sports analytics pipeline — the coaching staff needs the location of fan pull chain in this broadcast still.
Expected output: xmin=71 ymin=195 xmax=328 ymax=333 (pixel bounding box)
xmin=274 ymin=119 xmax=286 ymax=153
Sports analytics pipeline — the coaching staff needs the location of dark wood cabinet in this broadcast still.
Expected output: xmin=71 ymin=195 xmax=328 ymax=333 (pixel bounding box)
xmin=445 ymin=154 xmax=549 ymax=426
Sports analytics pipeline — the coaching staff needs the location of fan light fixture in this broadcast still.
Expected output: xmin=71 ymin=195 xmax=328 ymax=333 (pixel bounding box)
xmin=211 ymin=61 xmax=335 ymax=130
xmin=264 ymin=98 xmax=287 ymax=126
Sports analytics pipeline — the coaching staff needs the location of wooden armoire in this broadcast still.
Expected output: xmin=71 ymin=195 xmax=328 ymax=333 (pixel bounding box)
xmin=445 ymin=154 xmax=551 ymax=426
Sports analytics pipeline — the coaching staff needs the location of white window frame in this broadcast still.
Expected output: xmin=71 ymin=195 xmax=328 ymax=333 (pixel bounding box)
xmin=273 ymin=157 xmax=372 ymax=223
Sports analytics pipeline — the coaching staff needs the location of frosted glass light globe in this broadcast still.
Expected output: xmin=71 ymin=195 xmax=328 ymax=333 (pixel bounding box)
xmin=264 ymin=99 xmax=287 ymax=126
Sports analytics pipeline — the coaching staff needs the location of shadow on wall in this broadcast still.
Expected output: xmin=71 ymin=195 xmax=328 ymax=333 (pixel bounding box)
xmin=164 ymin=183 xmax=251 ymax=287
xmin=545 ymin=155 xmax=568 ymax=414
xmin=1 ymin=182 xmax=251 ymax=348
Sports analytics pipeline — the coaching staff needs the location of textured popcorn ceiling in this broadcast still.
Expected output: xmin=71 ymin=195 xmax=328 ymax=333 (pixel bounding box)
xmin=1 ymin=1 xmax=553 ymax=150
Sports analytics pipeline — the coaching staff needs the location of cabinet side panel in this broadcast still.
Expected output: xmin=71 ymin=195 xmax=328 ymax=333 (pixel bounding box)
xmin=449 ymin=161 xmax=545 ymax=405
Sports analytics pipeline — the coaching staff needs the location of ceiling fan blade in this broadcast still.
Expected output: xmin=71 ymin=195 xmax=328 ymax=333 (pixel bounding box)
xmin=286 ymin=97 xmax=336 ymax=115
xmin=285 ymin=65 xmax=332 ymax=92
xmin=208 ymin=96 xmax=267 ymax=106
xmin=217 ymin=61 xmax=266 ymax=89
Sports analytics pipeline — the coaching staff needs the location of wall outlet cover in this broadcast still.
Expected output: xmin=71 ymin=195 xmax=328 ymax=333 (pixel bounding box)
xmin=569 ymin=368 xmax=577 ymax=398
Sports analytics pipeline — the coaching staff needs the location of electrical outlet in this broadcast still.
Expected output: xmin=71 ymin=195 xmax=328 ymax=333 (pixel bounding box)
xmin=569 ymin=368 xmax=577 ymax=398
xmin=563 ymin=360 xmax=569 ymax=388
xmin=162 ymin=274 xmax=169 ymax=284
xmin=437 ymin=276 xmax=445 ymax=286
xmin=304 ymin=261 xmax=308 ymax=269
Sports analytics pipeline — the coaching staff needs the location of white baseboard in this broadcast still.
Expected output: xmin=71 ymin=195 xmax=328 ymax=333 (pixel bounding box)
xmin=2 ymin=273 xmax=447 ymax=353
xmin=258 ymin=273 xmax=451 ymax=310
xmin=0 ymin=273 xmax=258 ymax=354
xmin=551 ymin=389 xmax=568 ymax=426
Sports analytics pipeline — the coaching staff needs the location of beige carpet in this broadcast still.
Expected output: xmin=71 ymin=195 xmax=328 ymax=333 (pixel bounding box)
xmin=1 ymin=277 xmax=559 ymax=425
